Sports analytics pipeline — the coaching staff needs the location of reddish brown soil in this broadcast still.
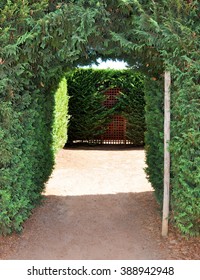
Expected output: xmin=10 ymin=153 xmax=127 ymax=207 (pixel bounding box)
xmin=0 ymin=145 xmax=199 ymax=260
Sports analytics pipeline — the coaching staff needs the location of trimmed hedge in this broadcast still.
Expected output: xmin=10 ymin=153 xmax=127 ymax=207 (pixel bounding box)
xmin=52 ymin=77 xmax=69 ymax=153
xmin=144 ymin=70 xmax=200 ymax=236
xmin=144 ymin=77 xmax=164 ymax=204
xmin=0 ymin=88 xmax=52 ymax=234
xmin=0 ymin=77 xmax=68 ymax=235
xmin=170 ymin=69 xmax=200 ymax=236
xmin=66 ymin=69 xmax=113 ymax=142
xmin=67 ymin=68 xmax=145 ymax=146
xmin=1 ymin=0 xmax=199 ymax=236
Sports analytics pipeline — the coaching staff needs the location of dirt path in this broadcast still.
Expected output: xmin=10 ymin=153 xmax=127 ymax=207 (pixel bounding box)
xmin=0 ymin=146 xmax=199 ymax=260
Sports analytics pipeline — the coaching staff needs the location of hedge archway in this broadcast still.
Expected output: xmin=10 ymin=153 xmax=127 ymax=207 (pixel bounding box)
xmin=1 ymin=0 xmax=199 ymax=236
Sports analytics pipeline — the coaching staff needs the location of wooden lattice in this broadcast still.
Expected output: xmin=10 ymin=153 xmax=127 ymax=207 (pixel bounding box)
xmin=74 ymin=88 xmax=133 ymax=144
xmin=100 ymin=88 xmax=128 ymax=144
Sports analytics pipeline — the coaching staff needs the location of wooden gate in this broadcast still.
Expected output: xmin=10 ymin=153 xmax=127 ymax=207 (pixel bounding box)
xmin=73 ymin=87 xmax=133 ymax=144
xmin=100 ymin=115 xmax=127 ymax=144
xmin=100 ymin=88 xmax=127 ymax=144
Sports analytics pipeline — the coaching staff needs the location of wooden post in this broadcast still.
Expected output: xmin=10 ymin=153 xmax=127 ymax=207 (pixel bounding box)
xmin=162 ymin=71 xmax=171 ymax=237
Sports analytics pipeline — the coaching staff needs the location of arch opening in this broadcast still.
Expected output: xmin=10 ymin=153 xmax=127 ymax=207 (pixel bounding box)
xmin=1 ymin=0 xmax=199 ymax=236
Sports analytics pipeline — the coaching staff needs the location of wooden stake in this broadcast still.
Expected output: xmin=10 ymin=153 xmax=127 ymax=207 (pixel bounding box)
xmin=162 ymin=71 xmax=171 ymax=237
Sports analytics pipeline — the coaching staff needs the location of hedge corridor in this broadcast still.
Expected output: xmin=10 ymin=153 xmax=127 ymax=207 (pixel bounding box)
xmin=0 ymin=0 xmax=199 ymax=236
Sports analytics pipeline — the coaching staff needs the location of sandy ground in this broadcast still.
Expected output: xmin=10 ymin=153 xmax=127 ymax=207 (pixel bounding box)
xmin=0 ymin=145 xmax=199 ymax=260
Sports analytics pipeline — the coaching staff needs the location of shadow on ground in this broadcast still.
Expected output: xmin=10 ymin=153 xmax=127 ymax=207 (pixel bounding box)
xmin=0 ymin=147 xmax=199 ymax=260
xmin=0 ymin=191 xmax=167 ymax=260
xmin=64 ymin=143 xmax=144 ymax=151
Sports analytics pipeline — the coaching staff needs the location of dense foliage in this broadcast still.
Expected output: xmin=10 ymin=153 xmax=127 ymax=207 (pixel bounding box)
xmin=52 ymin=78 xmax=69 ymax=153
xmin=66 ymin=69 xmax=114 ymax=142
xmin=67 ymin=69 xmax=145 ymax=145
xmin=170 ymin=72 xmax=200 ymax=236
xmin=144 ymin=77 xmax=164 ymax=204
xmin=105 ymin=0 xmax=200 ymax=236
xmin=0 ymin=0 xmax=102 ymax=234
xmin=0 ymin=0 xmax=199 ymax=235
xmin=0 ymin=73 xmax=68 ymax=235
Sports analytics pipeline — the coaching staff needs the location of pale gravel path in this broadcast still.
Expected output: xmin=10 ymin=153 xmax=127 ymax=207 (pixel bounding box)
xmin=1 ymin=146 xmax=199 ymax=260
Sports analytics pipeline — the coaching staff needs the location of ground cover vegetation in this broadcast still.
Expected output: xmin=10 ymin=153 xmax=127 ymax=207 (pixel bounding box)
xmin=67 ymin=69 xmax=145 ymax=146
xmin=0 ymin=0 xmax=199 ymax=236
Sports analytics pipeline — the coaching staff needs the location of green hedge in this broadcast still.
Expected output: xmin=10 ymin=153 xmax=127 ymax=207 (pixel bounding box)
xmin=170 ymin=69 xmax=200 ymax=236
xmin=66 ymin=69 xmax=113 ymax=142
xmin=1 ymin=0 xmax=199 ymax=236
xmin=0 ymin=88 xmax=52 ymax=234
xmin=67 ymin=68 xmax=145 ymax=145
xmin=144 ymin=77 xmax=164 ymax=204
xmin=0 ymin=77 xmax=68 ymax=235
xmin=52 ymin=77 xmax=69 ymax=153
xmin=144 ymin=71 xmax=200 ymax=236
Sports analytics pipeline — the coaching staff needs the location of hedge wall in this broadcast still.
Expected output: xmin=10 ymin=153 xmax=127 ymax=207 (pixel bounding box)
xmin=52 ymin=77 xmax=69 ymax=153
xmin=1 ymin=0 xmax=199 ymax=237
xmin=0 ymin=77 xmax=68 ymax=235
xmin=144 ymin=70 xmax=200 ymax=236
xmin=170 ymin=69 xmax=200 ymax=236
xmin=66 ymin=69 xmax=112 ymax=142
xmin=67 ymin=68 xmax=145 ymax=146
xmin=144 ymin=77 xmax=164 ymax=204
